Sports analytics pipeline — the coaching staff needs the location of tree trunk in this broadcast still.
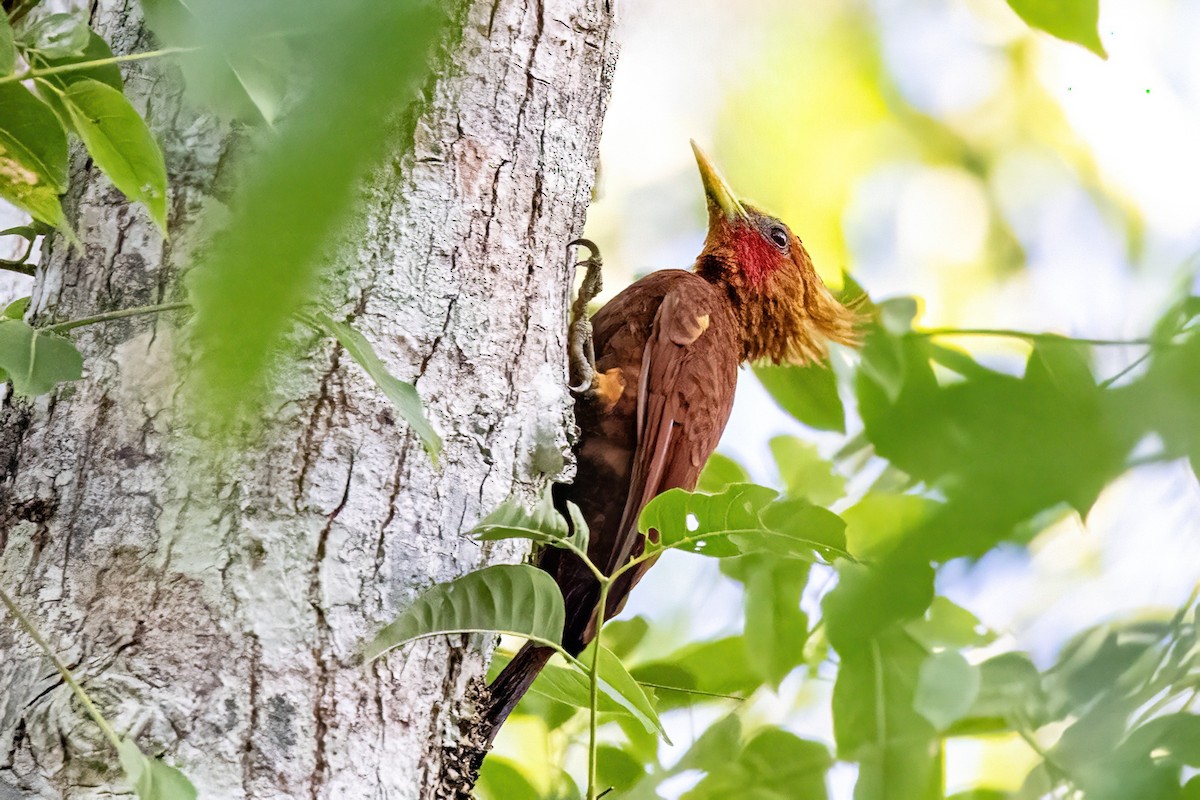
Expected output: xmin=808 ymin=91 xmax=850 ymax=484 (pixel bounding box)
xmin=0 ymin=0 xmax=617 ymax=797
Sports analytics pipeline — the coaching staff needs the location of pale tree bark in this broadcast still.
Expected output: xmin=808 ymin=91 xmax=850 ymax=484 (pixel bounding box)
xmin=0 ymin=0 xmax=618 ymax=797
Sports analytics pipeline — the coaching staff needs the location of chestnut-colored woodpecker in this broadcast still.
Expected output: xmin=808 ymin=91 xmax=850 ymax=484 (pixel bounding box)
xmin=483 ymin=143 xmax=858 ymax=740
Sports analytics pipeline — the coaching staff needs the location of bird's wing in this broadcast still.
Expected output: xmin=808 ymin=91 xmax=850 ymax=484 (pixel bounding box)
xmin=598 ymin=277 xmax=738 ymax=577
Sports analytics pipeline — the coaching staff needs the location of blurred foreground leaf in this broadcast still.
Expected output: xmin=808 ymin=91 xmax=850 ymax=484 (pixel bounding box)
xmin=755 ymin=361 xmax=845 ymax=432
xmin=184 ymin=0 xmax=445 ymax=430
xmin=1006 ymin=0 xmax=1107 ymax=58
xmin=476 ymin=757 xmax=540 ymax=800
xmin=139 ymin=0 xmax=291 ymax=124
xmin=913 ymin=650 xmax=980 ymax=731
xmin=684 ymin=728 xmax=831 ymax=800
xmin=723 ymin=554 xmax=811 ymax=688
xmin=833 ymin=628 xmax=940 ymax=800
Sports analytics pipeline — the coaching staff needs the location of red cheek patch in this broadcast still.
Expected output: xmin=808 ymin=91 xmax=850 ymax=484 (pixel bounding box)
xmin=732 ymin=227 xmax=782 ymax=284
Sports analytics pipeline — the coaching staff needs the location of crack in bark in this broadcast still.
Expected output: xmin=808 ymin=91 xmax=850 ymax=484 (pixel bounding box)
xmin=295 ymin=347 xmax=343 ymax=510
xmin=307 ymin=455 xmax=354 ymax=800
xmin=240 ymin=633 xmax=262 ymax=797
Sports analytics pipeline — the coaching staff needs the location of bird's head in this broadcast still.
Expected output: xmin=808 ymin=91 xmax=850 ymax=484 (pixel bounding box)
xmin=691 ymin=141 xmax=859 ymax=364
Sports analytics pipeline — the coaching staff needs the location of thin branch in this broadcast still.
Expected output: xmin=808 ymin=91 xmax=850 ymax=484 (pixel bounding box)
xmin=635 ymin=681 xmax=744 ymax=701
xmin=1099 ymin=350 xmax=1154 ymax=389
xmin=0 ymin=586 xmax=122 ymax=750
xmin=0 ymin=261 xmax=36 ymax=277
xmin=911 ymin=328 xmax=1162 ymax=347
xmin=43 ymin=301 xmax=191 ymax=334
xmin=0 ymin=47 xmax=195 ymax=87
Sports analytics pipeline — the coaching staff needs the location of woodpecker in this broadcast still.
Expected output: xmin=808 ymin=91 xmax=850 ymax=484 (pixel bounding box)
xmin=483 ymin=143 xmax=858 ymax=740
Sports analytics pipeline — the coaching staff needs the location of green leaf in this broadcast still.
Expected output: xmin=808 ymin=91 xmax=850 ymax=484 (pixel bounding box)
xmin=697 ymin=452 xmax=750 ymax=493
xmin=640 ymin=484 xmax=778 ymax=557
xmin=488 ymin=651 xmax=647 ymax=721
xmin=841 ymin=493 xmax=935 ymax=560
xmin=578 ymin=641 xmax=667 ymax=738
xmin=639 ymin=484 xmax=850 ymax=562
xmin=0 ymin=81 xmax=69 ymax=228
xmin=596 ymin=746 xmax=646 ymax=793
xmin=833 ymin=629 xmax=941 ymax=800
xmin=673 ymin=714 xmax=743 ymax=775
xmin=755 ymin=361 xmax=845 ymax=432
xmin=0 ymin=319 xmax=83 ymax=396
xmin=472 ymin=488 xmax=585 ymax=553
xmin=476 ymin=756 xmax=540 ymax=800
xmin=60 ymin=78 xmax=167 ymax=232
xmin=823 ymin=557 xmax=935 ymax=652
xmin=22 ymin=13 xmax=90 ymax=59
xmin=313 ymin=312 xmax=442 ymax=463
xmin=0 ymin=12 xmax=16 ymax=76
xmin=726 ymin=555 xmax=811 ymax=688
xmin=878 ymin=297 xmax=919 ymax=335
xmin=685 ymin=728 xmax=832 ymax=800
xmin=116 ymin=739 xmax=197 ymax=800
xmin=601 ymin=616 xmax=650 ymax=660
xmin=182 ymin=1 xmax=445 ymax=431
xmin=1006 ymin=0 xmax=1107 ymax=58
xmin=947 ymin=652 xmax=1047 ymax=736
xmin=1122 ymin=714 xmax=1200 ymax=766
xmin=913 ymin=650 xmax=980 ymax=731
xmin=632 ymin=637 xmax=760 ymax=711
xmin=857 ymin=336 xmax=1134 ymax=559
xmin=858 ymin=322 xmax=908 ymax=404
xmin=2 ymin=297 xmax=30 ymax=320
xmin=363 ymin=564 xmax=565 ymax=662
xmin=31 ymin=31 xmax=123 ymax=128
xmin=769 ymin=435 xmax=845 ymax=506
xmin=906 ymin=597 xmax=995 ymax=650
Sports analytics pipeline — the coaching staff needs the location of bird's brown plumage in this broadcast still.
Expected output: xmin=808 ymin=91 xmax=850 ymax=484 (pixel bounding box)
xmin=482 ymin=144 xmax=858 ymax=742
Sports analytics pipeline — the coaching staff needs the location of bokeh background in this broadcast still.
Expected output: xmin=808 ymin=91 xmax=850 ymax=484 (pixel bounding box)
xmin=489 ymin=0 xmax=1200 ymax=796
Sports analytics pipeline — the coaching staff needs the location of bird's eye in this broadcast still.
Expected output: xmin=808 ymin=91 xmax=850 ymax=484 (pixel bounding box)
xmin=768 ymin=226 xmax=789 ymax=250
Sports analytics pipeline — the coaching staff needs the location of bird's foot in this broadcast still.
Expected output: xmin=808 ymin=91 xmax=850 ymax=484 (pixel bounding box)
xmin=566 ymin=239 xmax=624 ymax=409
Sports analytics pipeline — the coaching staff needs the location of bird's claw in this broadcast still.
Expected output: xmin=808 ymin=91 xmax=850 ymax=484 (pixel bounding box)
xmin=567 ymin=239 xmax=603 ymax=397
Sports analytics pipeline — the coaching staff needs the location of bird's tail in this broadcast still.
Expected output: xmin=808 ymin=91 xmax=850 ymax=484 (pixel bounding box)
xmin=481 ymin=640 xmax=554 ymax=745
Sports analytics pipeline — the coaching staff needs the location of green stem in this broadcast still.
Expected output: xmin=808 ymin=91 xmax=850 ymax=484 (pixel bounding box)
xmin=0 ymin=47 xmax=195 ymax=87
xmin=0 ymin=261 xmax=36 ymax=277
xmin=43 ymin=301 xmax=191 ymax=334
xmin=911 ymin=328 xmax=1161 ymax=347
xmin=0 ymin=586 xmax=122 ymax=750
xmin=587 ymin=577 xmax=612 ymax=800
xmin=635 ymin=681 xmax=743 ymax=701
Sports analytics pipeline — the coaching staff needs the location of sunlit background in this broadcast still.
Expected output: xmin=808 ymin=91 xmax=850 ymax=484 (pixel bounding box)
xmin=496 ymin=0 xmax=1200 ymax=795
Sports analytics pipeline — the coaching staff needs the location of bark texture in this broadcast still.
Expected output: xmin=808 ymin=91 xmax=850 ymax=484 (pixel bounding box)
xmin=0 ymin=0 xmax=618 ymax=797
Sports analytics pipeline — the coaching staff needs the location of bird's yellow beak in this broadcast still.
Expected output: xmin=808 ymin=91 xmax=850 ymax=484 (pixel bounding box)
xmin=692 ymin=140 xmax=749 ymax=223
